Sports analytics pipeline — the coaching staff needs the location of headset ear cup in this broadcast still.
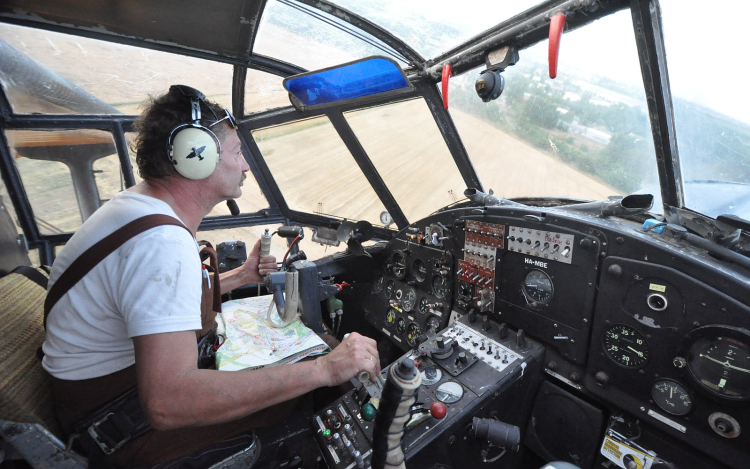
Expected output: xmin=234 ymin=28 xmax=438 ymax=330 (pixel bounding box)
xmin=168 ymin=125 xmax=221 ymax=180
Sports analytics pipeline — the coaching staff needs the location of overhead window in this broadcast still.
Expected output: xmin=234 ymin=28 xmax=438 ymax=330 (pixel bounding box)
xmin=0 ymin=23 xmax=232 ymax=115
xmin=253 ymin=0 xmax=408 ymax=71
xmin=251 ymin=116 xmax=388 ymax=225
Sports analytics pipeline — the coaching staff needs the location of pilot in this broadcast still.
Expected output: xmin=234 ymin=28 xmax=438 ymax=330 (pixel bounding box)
xmin=41 ymin=85 xmax=380 ymax=468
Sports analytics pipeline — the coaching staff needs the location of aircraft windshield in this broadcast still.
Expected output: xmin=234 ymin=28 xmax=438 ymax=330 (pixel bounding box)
xmin=448 ymin=9 xmax=659 ymax=204
xmin=660 ymin=0 xmax=750 ymax=220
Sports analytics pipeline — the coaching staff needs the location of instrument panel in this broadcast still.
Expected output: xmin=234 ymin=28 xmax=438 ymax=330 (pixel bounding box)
xmin=361 ymin=204 xmax=750 ymax=468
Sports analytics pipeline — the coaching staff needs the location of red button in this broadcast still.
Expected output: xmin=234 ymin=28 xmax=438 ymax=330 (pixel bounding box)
xmin=430 ymin=402 xmax=447 ymax=419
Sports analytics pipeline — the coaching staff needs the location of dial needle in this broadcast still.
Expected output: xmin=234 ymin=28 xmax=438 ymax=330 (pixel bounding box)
xmin=700 ymin=354 xmax=750 ymax=373
xmin=627 ymin=346 xmax=643 ymax=357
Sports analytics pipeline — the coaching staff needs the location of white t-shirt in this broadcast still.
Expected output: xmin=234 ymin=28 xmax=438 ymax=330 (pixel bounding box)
xmin=42 ymin=192 xmax=203 ymax=380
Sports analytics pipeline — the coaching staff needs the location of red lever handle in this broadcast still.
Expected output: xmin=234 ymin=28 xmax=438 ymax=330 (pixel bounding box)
xmin=549 ymin=13 xmax=566 ymax=79
xmin=441 ymin=64 xmax=452 ymax=109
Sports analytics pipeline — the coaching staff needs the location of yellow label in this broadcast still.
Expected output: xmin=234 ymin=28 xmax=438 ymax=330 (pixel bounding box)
xmin=649 ymin=284 xmax=666 ymax=292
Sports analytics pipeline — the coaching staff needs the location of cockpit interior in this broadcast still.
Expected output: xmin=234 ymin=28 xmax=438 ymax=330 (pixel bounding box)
xmin=1 ymin=1 xmax=749 ymax=469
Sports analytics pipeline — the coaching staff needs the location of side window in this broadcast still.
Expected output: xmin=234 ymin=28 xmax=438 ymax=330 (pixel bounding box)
xmin=5 ymin=129 xmax=122 ymax=233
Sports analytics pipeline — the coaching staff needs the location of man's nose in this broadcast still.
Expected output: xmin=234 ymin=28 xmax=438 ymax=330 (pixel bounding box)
xmin=241 ymin=155 xmax=250 ymax=172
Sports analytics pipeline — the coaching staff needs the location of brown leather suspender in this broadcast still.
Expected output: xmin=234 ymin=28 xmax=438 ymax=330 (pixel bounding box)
xmin=43 ymin=214 xmax=191 ymax=328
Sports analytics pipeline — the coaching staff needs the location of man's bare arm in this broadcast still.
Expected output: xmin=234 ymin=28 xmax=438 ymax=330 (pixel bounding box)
xmin=133 ymin=330 xmax=379 ymax=430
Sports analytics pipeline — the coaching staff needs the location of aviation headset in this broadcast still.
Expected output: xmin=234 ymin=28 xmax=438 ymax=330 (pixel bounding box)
xmin=166 ymin=85 xmax=237 ymax=180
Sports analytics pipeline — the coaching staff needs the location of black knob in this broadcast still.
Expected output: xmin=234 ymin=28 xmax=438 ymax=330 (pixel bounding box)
xmin=482 ymin=315 xmax=492 ymax=331
xmin=509 ymin=236 xmax=516 ymax=242
xmin=608 ymin=264 xmax=623 ymax=277
xmin=516 ymin=329 xmax=527 ymax=349
xmin=498 ymin=323 xmax=508 ymax=340
xmin=526 ymin=239 xmax=531 ymax=245
xmin=569 ymin=372 xmax=581 ymax=383
xmin=436 ymin=338 xmax=445 ymax=349
xmin=580 ymin=238 xmax=593 ymax=249
xmin=517 ymin=237 xmax=524 ymax=243
xmin=595 ymin=371 xmax=609 ymax=386
xmin=459 ymin=352 xmax=468 ymax=364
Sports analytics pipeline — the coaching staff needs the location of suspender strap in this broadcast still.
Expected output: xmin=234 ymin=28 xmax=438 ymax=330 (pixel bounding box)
xmin=11 ymin=265 xmax=49 ymax=289
xmin=44 ymin=214 xmax=191 ymax=328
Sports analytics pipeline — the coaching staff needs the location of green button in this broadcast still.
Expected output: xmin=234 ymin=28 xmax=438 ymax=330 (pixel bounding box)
xmin=323 ymin=429 xmax=331 ymax=436
xmin=361 ymin=403 xmax=376 ymax=422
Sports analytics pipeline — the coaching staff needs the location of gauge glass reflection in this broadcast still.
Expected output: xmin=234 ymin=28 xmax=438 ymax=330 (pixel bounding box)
xmin=523 ymin=270 xmax=554 ymax=304
xmin=432 ymin=275 xmax=449 ymax=299
xmin=651 ymin=379 xmax=693 ymax=416
xmin=604 ymin=324 xmax=650 ymax=368
xmin=436 ymin=381 xmax=464 ymax=404
xmin=402 ymin=288 xmax=417 ymax=311
xmin=687 ymin=335 xmax=750 ymax=400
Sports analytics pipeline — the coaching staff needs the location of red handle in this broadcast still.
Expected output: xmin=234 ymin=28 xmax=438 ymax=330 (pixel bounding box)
xmin=441 ymin=64 xmax=452 ymax=109
xmin=549 ymin=13 xmax=566 ymax=79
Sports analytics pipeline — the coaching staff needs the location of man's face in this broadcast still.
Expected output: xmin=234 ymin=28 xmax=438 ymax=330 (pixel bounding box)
xmin=211 ymin=127 xmax=250 ymax=200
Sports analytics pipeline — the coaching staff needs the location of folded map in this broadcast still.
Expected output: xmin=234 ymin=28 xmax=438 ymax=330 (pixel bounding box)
xmin=216 ymin=295 xmax=330 ymax=371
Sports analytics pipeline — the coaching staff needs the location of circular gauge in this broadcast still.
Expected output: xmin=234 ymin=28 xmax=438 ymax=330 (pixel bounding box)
xmin=413 ymin=259 xmax=427 ymax=282
xmin=420 ymin=365 xmax=443 ymax=386
xmin=432 ymin=275 xmax=449 ymax=299
xmin=373 ymin=275 xmax=384 ymax=294
xmin=392 ymin=251 xmax=407 ymax=280
xmin=402 ymin=288 xmax=417 ymax=312
xmin=523 ymin=270 xmax=554 ymax=304
xmin=683 ymin=326 xmax=750 ymax=400
xmin=385 ymin=308 xmax=397 ymax=327
xmin=426 ymin=315 xmax=441 ymax=333
xmin=385 ymin=280 xmax=395 ymax=299
xmin=407 ymin=322 xmax=422 ymax=346
xmin=395 ymin=288 xmax=404 ymax=301
xmin=436 ymin=381 xmax=464 ymax=404
xmin=396 ymin=317 xmax=407 ymax=334
xmin=651 ymin=379 xmax=693 ymax=416
xmin=604 ymin=324 xmax=650 ymax=368
xmin=418 ymin=297 xmax=430 ymax=315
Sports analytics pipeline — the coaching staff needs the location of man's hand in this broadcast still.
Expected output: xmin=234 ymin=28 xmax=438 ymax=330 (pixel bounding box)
xmin=239 ymin=239 xmax=278 ymax=283
xmin=315 ymin=332 xmax=380 ymax=387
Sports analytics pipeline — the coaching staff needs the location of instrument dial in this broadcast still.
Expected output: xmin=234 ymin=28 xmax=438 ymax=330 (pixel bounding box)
xmin=396 ymin=317 xmax=407 ymax=334
xmin=685 ymin=330 xmax=750 ymax=400
xmin=604 ymin=324 xmax=650 ymax=368
xmin=420 ymin=365 xmax=443 ymax=386
xmin=406 ymin=322 xmax=421 ymax=346
xmin=426 ymin=315 xmax=441 ymax=333
xmin=432 ymin=275 xmax=449 ymax=299
xmin=392 ymin=251 xmax=407 ymax=279
xmin=413 ymin=259 xmax=427 ymax=282
xmin=523 ymin=270 xmax=554 ymax=304
xmin=402 ymin=288 xmax=417 ymax=312
xmin=373 ymin=275 xmax=384 ymax=294
xmin=385 ymin=280 xmax=395 ymax=299
xmin=436 ymin=381 xmax=464 ymax=404
xmin=385 ymin=308 xmax=397 ymax=327
xmin=651 ymin=379 xmax=693 ymax=416
xmin=418 ymin=297 xmax=430 ymax=315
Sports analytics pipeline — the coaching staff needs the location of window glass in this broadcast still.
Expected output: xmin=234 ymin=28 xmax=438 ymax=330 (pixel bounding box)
xmin=344 ymin=99 xmax=466 ymax=222
xmin=93 ymin=154 xmax=126 ymax=204
xmin=251 ymin=116 xmax=388 ymax=225
xmin=0 ymin=23 xmax=232 ymax=115
xmin=254 ymin=0 xmax=407 ymax=71
xmin=330 ymin=0 xmax=542 ymax=59
xmin=244 ymin=68 xmax=291 ymax=115
xmin=6 ymin=129 xmax=122 ymax=233
xmin=0 ymin=170 xmax=20 ymax=234
xmin=448 ymin=10 xmax=658 ymax=204
xmin=661 ymin=0 xmax=750 ymax=219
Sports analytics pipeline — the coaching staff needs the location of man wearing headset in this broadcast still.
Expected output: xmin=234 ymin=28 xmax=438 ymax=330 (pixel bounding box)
xmin=42 ymin=85 xmax=380 ymax=468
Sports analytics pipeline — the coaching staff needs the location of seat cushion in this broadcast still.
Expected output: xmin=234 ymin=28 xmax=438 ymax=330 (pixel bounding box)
xmin=0 ymin=267 xmax=60 ymax=435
